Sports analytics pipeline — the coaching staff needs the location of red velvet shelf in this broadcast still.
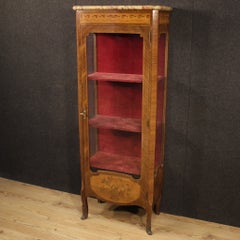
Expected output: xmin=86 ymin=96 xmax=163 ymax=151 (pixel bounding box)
xmin=88 ymin=72 xmax=164 ymax=83
xmin=90 ymin=151 xmax=141 ymax=175
xmin=88 ymin=72 xmax=143 ymax=83
xmin=89 ymin=115 xmax=141 ymax=132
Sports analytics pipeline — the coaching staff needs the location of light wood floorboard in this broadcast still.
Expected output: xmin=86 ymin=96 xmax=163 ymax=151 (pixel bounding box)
xmin=0 ymin=177 xmax=239 ymax=240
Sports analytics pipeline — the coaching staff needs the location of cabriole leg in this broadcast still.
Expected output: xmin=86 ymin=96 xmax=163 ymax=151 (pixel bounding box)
xmin=146 ymin=205 xmax=153 ymax=235
xmin=153 ymin=192 xmax=162 ymax=215
xmin=81 ymin=190 xmax=88 ymax=220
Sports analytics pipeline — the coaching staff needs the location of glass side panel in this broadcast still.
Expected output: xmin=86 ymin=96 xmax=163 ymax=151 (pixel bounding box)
xmin=86 ymin=33 xmax=143 ymax=178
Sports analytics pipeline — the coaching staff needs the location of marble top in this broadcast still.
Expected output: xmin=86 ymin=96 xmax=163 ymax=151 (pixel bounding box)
xmin=73 ymin=5 xmax=172 ymax=11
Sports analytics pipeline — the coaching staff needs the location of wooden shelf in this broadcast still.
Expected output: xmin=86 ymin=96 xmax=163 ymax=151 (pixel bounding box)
xmin=89 ymin=115 xmax=141 ymax=133
xmin=88 ymin=72 xmax=143 ymax=83
xmin=90 ymin=151 xmax=141 ymax=176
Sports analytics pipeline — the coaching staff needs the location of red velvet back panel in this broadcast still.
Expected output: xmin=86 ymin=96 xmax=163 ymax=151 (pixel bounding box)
xmin=98 ymin=129 xmax=141 ymax=157
xmin=97 ymin=82 xmax=142 ymax=118
xmin=96 ymin=33 xmax=143 ymax=74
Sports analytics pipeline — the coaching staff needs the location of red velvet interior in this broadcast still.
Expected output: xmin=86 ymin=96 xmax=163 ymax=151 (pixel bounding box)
xmin=90 ymin=151 xmax=140 ymax=175
xmin=89 ymin=33 xmax=166 ymax=176
xmin=96 ymin=34 xmax=142 ymax=175
xmin=96 ymin=33 xmax=143 ymax=74
xmin=89 ymin=115 xmax=141 ymax=133
xmin=97 ymin=82 xmax=142 ymax=118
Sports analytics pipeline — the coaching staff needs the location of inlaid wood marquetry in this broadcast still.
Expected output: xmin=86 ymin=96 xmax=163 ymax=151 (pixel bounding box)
xmin=79 ymin=12 xmax=151 ymax=25
xmin=90 ymin=174 xmax=141 ymax=203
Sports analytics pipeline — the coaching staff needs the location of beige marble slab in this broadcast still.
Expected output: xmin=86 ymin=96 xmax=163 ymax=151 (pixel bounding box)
xmin=73 ymin=5 xmax=172 ymax=12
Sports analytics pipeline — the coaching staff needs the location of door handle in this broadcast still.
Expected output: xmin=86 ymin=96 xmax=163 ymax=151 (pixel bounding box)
xmin=79 ymin=109 xmax=87 ymax=119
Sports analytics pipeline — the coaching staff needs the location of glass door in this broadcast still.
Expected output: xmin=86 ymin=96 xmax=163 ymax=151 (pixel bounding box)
xmin=86 ymin=33 xmax=143 ymax=178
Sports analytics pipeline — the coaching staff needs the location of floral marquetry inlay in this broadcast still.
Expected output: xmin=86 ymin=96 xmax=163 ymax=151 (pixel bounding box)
xmin=79 ymin=12 xmax=151 ymax=25
xmin=90 ymin=174 xmax=141 ymax=203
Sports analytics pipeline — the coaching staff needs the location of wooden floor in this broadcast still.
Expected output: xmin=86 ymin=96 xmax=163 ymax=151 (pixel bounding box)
xmin=0 ymin=177 xmax=239 ymax=240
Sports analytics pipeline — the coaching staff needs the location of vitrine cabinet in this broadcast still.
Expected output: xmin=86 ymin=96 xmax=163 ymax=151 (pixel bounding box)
xmin=73 ymin=5 xmax=172 ymax=234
